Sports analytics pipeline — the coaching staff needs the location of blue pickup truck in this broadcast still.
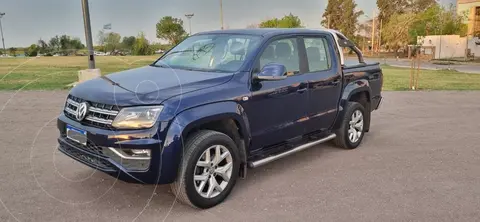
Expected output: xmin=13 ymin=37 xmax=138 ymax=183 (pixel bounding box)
xmin=57 ymin=28 xmax=382 ymax=208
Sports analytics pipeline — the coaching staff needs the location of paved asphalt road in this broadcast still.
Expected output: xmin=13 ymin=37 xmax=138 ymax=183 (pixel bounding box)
xmin=0 ymin=91 xmax=479 ymax=222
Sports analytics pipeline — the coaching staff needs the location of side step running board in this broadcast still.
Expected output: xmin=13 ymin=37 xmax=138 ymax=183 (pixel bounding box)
xmin=248 ymin=134 xmax=336 ymax=168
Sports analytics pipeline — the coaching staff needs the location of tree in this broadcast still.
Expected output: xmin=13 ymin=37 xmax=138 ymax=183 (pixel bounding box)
xmin=410 ymin=0 xmax=437 ymax=13
xmin=409 ymin=4 xmax=467 ymax=44
xmin=377 ymin=0 xmax=436 ymax=22
xmin=156 ymin=16 xmax=188 ymax=45
xmin=121 ymin=36 xmax=136 ymax=51
xmin=104 ymin=32 xmax=121 ymax=53
xmin=133 ymin=32 xmax=152 ymax=55
xmin=8 ymin=47 xmax=17 ymax=57
xmin=24 ymin=44 xmax=39 ymax=57
xmin=55 ymin=35 xmax=85 ymax=55
xmin=382 ymin=12 xmax=417 ymax=55
xmin=69 ymin=38 xmax=85 ymax=50
xmin=97 ymin=30 xmax=106 ymax=48
xmin=259 ymin=18 xmax=279 ymax=28
xmin=49 ymin=36 xmax=61 ymax=54
xmin=37 ymin=39 xmax=49 ymax=54
xmin=259 ymin=13 xmax=303 ymax=28
xmin=321 ymin=0 xmax=363 ymax=41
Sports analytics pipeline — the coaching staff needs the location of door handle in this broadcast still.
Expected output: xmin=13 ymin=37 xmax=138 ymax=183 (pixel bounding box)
xmin=297 ymin=87 xmax=307 ymax=93
xmin=331 ymin=79 xmax=341 ymax=86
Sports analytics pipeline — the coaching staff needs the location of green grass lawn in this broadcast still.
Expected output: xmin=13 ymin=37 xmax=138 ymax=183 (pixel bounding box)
xmin=381 ymin=66 xmax=480 ymax=91
xmin=0 ymin=56 xmax=157 ymax=90
xmin=1 ymin=56 xmax=480 ymax=90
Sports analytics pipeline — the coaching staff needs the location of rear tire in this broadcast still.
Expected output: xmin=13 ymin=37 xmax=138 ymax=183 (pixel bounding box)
xmin=170 ymin=130 xmax=240 ymax=209
xmin=334 ymin=102 xmax=366 ymax=149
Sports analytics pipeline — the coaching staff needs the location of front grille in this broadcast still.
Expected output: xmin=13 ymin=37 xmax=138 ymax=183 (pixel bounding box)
xmin=64 ymin=95 xmax=120 ymax=128
xmin=60 ymin=142 xmax=115 ymax=171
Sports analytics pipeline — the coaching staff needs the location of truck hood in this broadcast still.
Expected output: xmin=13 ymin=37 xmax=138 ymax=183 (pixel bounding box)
xmin=69 ymin=66 xmax=233 ymax=106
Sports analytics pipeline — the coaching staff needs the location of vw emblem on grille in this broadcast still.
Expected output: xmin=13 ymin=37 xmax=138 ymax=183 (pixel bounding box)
xmin=76 ymin=102 xmax=89 ymax=121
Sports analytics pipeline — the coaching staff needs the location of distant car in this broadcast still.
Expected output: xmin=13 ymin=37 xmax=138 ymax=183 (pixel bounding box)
xmin=57 ymin=28 xmax=383 ymax=209
xmin=94 ymin=51 xmax=106 ymax=56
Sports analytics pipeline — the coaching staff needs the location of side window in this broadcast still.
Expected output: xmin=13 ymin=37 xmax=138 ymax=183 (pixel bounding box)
xmin=259 ymin=38 xmax=300 ymax=76
xmin=304 ymin=37 xmax=331 ymax=72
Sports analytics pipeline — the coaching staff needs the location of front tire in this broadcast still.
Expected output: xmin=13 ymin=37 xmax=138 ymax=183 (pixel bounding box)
xmin=170 ymin=130 xmax=240 ymax=209
xmin=334 ymin=102 xmax=366 ymax=149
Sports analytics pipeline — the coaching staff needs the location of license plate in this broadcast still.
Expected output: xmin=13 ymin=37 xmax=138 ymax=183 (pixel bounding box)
xmin=66 ymin=125 xmax=87 ymax=145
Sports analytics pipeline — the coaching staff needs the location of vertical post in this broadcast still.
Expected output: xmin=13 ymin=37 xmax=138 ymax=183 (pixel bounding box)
xmin=185 ymin=14 xmax=194 ymax=35
xmin=465 ymin=35 xmax=469 ymax=61
xmin=81 ymin=0 xmax=95 ymax=69
xmin=438 ymin=36 xmax=442 ymax=59
xmin=362 ymin=36 xmax=366 ymax=52
xmin=219 ymin=0 xmax=224 ymax=30
xmin=371 ymin=11 xmax=376 ymax=56
xmin=416 ymin=56 xmax=420 ymax=90
xmin=188 ymin=18 xmax=192 ymax=35
xmin=0 ymin=13 xmax=6 ymax=56
xmin=378 ymin=19 xmax=382 ymax=56
xmin=410 ymin=58 xmax=414 ymax=90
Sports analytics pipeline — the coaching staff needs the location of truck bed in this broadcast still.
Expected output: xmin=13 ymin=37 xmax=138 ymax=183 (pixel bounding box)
xmin=343 ymin=62 xmax=383 ymax=111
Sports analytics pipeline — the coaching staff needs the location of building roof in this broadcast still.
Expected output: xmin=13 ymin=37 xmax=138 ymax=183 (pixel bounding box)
xmin=457 ymin=0 xmax=480 ymax=4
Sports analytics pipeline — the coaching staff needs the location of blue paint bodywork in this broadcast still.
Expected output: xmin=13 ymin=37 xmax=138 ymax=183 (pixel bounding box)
xmin=57 ymin=29 xmax=383 ymax=184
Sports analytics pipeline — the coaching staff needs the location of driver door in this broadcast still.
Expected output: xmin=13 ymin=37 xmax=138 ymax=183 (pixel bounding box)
xmin=243 ymin=36 xmax=310 ymax=150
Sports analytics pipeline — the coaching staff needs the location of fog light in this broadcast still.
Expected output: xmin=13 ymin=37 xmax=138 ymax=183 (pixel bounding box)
xmin=107 ymin=148 xmax=151 ymax=160
xmin=131 ymin=149 xmax=151 ymax=157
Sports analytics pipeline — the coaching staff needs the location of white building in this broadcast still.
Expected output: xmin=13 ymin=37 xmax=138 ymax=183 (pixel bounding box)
xmin=419 ymin=35 xmax=480 ymax=59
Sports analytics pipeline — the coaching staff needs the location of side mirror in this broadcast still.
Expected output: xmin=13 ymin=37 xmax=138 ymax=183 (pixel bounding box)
xmin=254 ymin=63 xmax=287 ymax=81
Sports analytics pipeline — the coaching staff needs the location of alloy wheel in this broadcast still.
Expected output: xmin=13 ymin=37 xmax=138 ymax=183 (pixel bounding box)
xmin=193 ymin=145 xmax=233 ymax=199
xmin=348 ymin=110 xmax=364 ymax=143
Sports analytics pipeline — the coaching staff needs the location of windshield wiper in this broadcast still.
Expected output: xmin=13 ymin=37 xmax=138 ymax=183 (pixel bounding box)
xmin=99 ymin=75 xmax=136 ymax=94
xmin=150 ymin=63 xmax=169 ymax=68
xmin=162 ymin=50 xmax=194 ymax=58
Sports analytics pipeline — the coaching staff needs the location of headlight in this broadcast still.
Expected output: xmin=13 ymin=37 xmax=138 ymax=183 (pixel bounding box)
xmin=112 ymin=106 xmax=163 ymax=129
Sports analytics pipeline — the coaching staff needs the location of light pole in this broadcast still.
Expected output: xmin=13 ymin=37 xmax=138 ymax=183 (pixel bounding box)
xmin=219 ymin=0 xmax=224 ymax=30
xmin=371 ymin=10 xmax=376 ymax=56
xmin=185 ymin=13 xmax=194 ymax=35
xmin=0 ymin=12 xmax=6 ymax=56
xmin=81 ymin=0 xmax=95 ymax=69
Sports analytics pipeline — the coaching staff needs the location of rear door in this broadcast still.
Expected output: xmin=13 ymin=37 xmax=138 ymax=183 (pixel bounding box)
xmin=245 ymin=36 xmax=310 ymax=150
xmin=302 ymin=35 xmax=343 ymax=133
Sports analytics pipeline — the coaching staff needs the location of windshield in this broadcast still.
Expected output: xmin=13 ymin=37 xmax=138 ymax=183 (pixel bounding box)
xmin=154 ymin=34 xmax=262 ymax=72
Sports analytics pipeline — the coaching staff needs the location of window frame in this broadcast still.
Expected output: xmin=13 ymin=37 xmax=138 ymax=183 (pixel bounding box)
xmin=301 ymin=34 xmax=335 ymax=74
xmin=251 ymin=35 xmax=308 ymax=77
xmin=303 ymin=35 xmax=333 ymax=73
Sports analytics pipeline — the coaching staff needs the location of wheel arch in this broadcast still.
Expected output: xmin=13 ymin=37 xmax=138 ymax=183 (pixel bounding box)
xmin=161 ymin=101 xmax=251 ymax=182
xmin=333 ymin=80 xmax=372 ymax=131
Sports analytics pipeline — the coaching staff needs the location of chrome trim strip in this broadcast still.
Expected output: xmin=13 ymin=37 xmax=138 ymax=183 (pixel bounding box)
xmin=85 ymin=116 xmax=113 ymax=124
xmin=248 ymin=134 xmax=337 ymax=168
xmin=107 ymin=147 xmax=151 ymax=160
xmin=65 ymin=107 xmax=77 ymax=116
xmin=89 ymin=107 xmax=118 ymax=115
xmin=67 ymin=98 xmax=79 ymax=107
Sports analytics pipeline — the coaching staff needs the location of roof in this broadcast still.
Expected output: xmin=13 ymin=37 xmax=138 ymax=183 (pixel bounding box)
xmin=196 ymin=28 xmax=332 ymax=37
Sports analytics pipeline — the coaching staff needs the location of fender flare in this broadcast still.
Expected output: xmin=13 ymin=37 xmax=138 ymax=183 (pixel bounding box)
xmin=333 ymin=80 xmax=371 ymax=130
xmin=159 ymin=101 xmax=251 ymax=183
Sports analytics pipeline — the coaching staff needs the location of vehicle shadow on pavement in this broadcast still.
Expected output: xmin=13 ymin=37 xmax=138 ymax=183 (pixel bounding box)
xmin=233 ymin=142 xmax=345 ymax=195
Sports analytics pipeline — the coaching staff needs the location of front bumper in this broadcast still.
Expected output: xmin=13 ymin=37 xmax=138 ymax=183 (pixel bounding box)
xmin=57 ymin=114 xmax=178 ymax=184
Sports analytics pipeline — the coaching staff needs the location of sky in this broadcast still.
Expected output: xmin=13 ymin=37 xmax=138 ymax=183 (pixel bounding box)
xmin=0 ymin=0 xmax=456 ymax=47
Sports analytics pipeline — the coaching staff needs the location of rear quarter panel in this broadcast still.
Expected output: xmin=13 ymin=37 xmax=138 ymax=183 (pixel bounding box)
xmin=342 ymin=63 xmax=383 ymax=110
